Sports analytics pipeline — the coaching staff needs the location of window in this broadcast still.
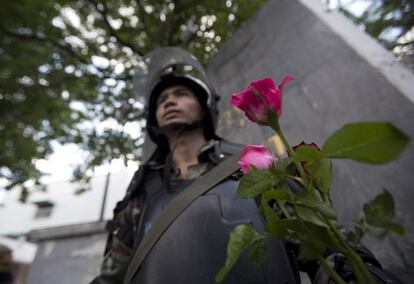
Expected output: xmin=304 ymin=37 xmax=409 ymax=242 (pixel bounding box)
xmin=33 ymin=201 xmax=54 ymax=219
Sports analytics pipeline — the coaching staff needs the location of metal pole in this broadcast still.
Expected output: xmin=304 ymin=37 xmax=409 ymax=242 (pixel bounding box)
xmin=99 ymin=160 xmax=112 ymax=221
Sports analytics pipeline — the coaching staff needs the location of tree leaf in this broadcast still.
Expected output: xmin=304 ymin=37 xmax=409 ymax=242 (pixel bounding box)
xmin=1 ymin=0 xmax=268 ymax=191
xmin=321 ymin=122 xmax=410 ymax=163
xmin=215 ymin=224 xmax=261 ymax=283
xmin=237 ymin=169 xmax=273 ymax=198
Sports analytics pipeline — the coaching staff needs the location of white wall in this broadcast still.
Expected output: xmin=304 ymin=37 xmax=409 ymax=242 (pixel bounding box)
xmin=0 ymin=170 xmax=134 ymax=236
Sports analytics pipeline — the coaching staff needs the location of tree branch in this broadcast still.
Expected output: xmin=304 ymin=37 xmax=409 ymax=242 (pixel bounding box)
xmin=1 ymin=27 xmax=132 ymax=81
xmin=86 ymin=0 xmax=144 ymax=56
xmin=133 ymin=0 xmax=148 ymax=37
xmin=396 ymin=40 xmax=414 ymax=48
xmin=165 ymin=0 xmax=184 ymax=45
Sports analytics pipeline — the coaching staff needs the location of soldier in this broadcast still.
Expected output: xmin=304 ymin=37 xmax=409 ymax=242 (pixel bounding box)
xmin=91 ymin=47 xmax=401 ymax=284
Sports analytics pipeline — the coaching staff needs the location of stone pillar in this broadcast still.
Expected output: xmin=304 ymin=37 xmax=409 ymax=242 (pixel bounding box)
xmin=208 ymin=0 xmax=414 ymax=281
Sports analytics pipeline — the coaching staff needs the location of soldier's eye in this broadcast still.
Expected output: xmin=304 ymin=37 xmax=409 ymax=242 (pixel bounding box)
xmin=175 ymin=90 xmax=191 ymax=97
xmin=156 ymin=95 xmax=166 ymax=106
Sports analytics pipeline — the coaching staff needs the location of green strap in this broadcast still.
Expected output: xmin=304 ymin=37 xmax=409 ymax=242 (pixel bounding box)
xmin=123 ymin=152 xmax=241 ymax=284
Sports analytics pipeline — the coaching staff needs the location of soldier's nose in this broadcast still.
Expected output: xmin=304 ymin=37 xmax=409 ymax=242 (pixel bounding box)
xmin=163 ymin=97 xmax=177 ymax=108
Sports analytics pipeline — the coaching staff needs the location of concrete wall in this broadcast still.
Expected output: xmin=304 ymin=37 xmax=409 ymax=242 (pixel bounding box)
xmin=25 ymin=222 xmax=107 ymax=284
xmin=207 ymin=0 xmax=414 ymax=282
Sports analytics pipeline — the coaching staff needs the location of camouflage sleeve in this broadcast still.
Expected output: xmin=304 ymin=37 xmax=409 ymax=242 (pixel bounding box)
xmin=94 ymin=237 xmax=133 ymax=284
xmin=91 ymin=198 xmax=140 ymax=284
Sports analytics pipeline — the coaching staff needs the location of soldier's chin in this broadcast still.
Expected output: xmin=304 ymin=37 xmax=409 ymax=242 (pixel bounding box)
xmin=160 ymin=118 xmax=186 ymax=127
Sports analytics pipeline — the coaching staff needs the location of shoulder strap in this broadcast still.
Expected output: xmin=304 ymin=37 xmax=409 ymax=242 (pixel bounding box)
xmin=123 ymin=152 xmax=241 ymax=284
xmin=219 ymin=140 xmax=244 ymax=156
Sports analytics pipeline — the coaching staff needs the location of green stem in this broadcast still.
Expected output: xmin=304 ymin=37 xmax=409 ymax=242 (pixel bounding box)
xmin=270 ymin=121 xmax=308 ymax=181
xmin=276 ymin=200 xmax=291 ymax=219
xmin=315 ymin=252 xmax=347 ymax=284
xmin=297 ymin=226 xmax=347 ymax=284
xmin=345 ymin=244 xmax=376 ymax=284
xmin=321 ymin=192 xmax=329 ymax=203
xmin=268 ymin=112 xmax=373 ymax=283
xmin=323 ymin=217 xmax=376 ymax=284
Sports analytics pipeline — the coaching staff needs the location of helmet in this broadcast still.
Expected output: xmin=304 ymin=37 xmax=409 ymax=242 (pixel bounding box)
xmin=134 ymin=47 xmax=220 ymax=146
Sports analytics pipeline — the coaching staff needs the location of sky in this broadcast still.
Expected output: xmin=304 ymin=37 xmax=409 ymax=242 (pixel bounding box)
xmin=35 ymin=142 xmax=138 ymax=184
xmin=34 ymin=122 xmax=140 ymax=185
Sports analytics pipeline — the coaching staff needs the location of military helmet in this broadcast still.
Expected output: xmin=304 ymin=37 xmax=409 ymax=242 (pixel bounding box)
xmin=134 ymin=47 xmax=219 ymax=145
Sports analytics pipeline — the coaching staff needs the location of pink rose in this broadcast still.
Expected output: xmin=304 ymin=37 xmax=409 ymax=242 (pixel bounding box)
xmin=230 ymin=76 xmax=294 ymax=124
xmin=238 ymin=144 xmax=278 ymax=174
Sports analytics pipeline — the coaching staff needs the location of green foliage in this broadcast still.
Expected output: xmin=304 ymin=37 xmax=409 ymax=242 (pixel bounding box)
xmin=296 ymin=223 xmax=334 ymax=260
xmin=313 ymin=158 xmax=332 ymax=194
xmin=215 ymin=224 xmax=262 ymax=284
xmin=337 ymin=0 xmax=414 ymax=67
xmin=247 ymin=238 xmax=268 ymax=266
xmin=290 ymin=145 xmax=332 ymax=193
xmin=348 ymin=189 xmax=404 ymax=242
xmin=295 ymin=189 xmax=336 ymax=219
xmin=292 ymin=145 xmax=321 ymax=164
xmin=237 ymin=168 xmax=275 ymax=198
xmin=262 ymin=187 xmax=294 ymax=202
xmin=363 ymin=189 xmax=404 ymax=234
xmin=261 ymin=194 xmax=289 ymax=237
xmin=295 ymin=205 xmax=328 ymax=228
xmin=322 ymin=122 xmax=410 ymax=163
xmin=0 ymin=0 xmax=266 ymax=190
xmin=219 ymin=120 xmax=409 ymax=283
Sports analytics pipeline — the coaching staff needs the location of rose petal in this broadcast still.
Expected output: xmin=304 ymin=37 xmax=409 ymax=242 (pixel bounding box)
xmin=278 ymin=75 xmax=295 ymax=96
xmin=230 ymin=76 xmax=294 ymax=124
xmin=231 ymin=89 xmax=267 ymax=122
xmin=238 ymin=144 xmax=278 ymax=174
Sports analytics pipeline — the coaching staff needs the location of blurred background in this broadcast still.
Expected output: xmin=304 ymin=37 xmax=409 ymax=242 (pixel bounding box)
xmin=0 ymin=0 xmax=413 ymax=283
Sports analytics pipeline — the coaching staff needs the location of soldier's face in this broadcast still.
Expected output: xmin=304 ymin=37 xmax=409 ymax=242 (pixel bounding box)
xmin=155 ymin=84 xmax=205 ymax=127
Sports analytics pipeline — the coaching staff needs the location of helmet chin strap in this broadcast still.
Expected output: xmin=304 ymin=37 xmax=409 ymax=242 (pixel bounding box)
xmin=151 ymin=119 xmax=204 ymax=138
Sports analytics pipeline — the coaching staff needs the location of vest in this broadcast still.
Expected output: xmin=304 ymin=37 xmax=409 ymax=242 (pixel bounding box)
xmin=131 ymin=177 xmax=299 ymax=283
